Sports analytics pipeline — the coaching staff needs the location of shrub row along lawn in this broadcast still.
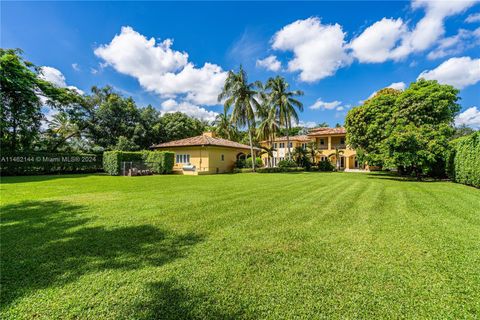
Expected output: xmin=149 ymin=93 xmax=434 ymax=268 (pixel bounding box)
xmin=1 ymin=173 xmax=479 ymax=319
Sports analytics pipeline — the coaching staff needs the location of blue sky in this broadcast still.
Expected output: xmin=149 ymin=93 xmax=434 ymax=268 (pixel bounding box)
xmin=2 ymin=1 xmax=480 ymax=128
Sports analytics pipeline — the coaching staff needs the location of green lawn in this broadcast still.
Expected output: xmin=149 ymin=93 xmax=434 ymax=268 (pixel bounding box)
xmin=1 ymin=172 xmax=479 ymax=319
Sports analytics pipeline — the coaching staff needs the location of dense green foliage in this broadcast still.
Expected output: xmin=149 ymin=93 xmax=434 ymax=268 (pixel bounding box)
xmin=256 ymin=166 xmax=305 ymax=173
xmin=278 ymin=159 xmax=297 ymax=168
xmin=144 ymin=151 xmax=175 ymax=174
xmin=245 ymin=157 xmax=263 ymax=168
xmin=345 ymin=80 xmax=461 ymax=176
xmin=103 ymin=151 xmax=145 ymax=175
xmin=2 ymin=173 xmax=479 ymax=318
xmin=317 ymin=160 xmax=335 ymax=171
xmin=1 ymin=49 xmax=81 ymax=152
xmin=0 ymin=152 xmax=102 ymax=175
xmin=448 ymin=132 xmax=480 ymax=187
xmin=103 ymin=151 xmax=174 ymax=175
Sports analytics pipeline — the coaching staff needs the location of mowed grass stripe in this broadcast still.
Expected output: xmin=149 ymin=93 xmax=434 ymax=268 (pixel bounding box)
xmin=1 ymin=172 xmax=479 ymax=319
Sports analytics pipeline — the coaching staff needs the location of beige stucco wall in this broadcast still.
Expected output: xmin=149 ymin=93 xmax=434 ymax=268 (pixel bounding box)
xmin=153 ymin=146 xmax=249 ymax=175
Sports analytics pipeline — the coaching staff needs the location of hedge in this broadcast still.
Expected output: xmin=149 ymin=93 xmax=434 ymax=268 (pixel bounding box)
xmin=103 ymin=151 xmax=174 ymax=175
xmin=256 ymin=167 xmax=305 ymax=173
xmin=0 ymin=152 xmax=102 ymax=176
xmin=448 ymin=132 xmax=480 ymax=188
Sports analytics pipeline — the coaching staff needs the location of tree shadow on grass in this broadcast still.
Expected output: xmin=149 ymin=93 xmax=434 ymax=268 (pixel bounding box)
xmin=132 ymin=279 xmax=246 ymax=320
xmin=366 ymin=172 xmax=447 ymax=183
xmin=0 ymin=200 xmax=203 ymax=310
xmin=0 ymin=173 xmax=102 ymax=184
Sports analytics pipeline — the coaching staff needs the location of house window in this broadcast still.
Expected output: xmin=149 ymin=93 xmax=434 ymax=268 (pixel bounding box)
xmin=288 ymin=142 xmax=293 ymax=148
xmin=301 ymin=143 xmax=307 ymax=149
xmin=176 ymin=154 xmax=190 ymax=164
xmin=221 ymin=154 xmax=224 ymax=161
xmin=319 ymin=139 xmax=325 ymax=145
xmin=274 ymin=143 xmax=277 ymax=148
xmin=279 ymin=142 xmax=285 ymax=148
xmin=340 ymin=138 xmax=345 ymax=145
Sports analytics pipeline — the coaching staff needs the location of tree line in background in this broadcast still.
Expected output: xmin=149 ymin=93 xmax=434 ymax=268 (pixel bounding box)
xmin=1 ymin=48 xmax=477 ymax=178
xmin=1 ymin=49 xmax=328 ymax=157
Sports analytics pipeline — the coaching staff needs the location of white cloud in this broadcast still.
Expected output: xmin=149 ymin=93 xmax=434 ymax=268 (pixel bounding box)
xmin=40 ymin=66 xmax=66 ymax=87
xmin=309 ymin=98 xmax=343 ymax=110
xmin=272 ymin=17 xmax=351 ymax=82
xmin=455 ymin=106 xmax=480 ymax=129
xmin=95 ymin=26 xmax=226 ymax=105
xmin=349 ymin=18 xmax=408 ymax=63
xmin=427 ymin=28 xmax=480 ymax=59
xmin=349 ymin=1 xmax=478 ymax=63
xmin=72 ymin=63 xmax=80 ymax=71
xmin=160 ymin=99 xmax=218 ymax=122
xmin=256 ymin=55 xmax=281 ymax=71
xmin=466 ymin=12 xmax=480 ymax=23
xmin=298 ymin=120 xmax=317 ymax=128
xmin=418 ymin=56 xmax=480 ymax=89
xmin=39 ymin=66 xmax=84 ymax=94
xmin=368 ymin=82 xmax=406 ymax=99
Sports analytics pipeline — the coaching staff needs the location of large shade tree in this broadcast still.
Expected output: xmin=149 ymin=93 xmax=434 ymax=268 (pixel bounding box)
xmin=218 ymin=66 xmax=260 ymax=170
xmin=266 ymin=76 xmax=303 ymax=160
xmin=0 ymin=49 xmax=80 ymax=152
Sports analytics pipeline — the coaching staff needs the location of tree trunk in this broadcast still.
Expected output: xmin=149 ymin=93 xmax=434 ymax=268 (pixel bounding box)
xmin=247 ymin=121 xmax=255 ymax=171
xmin=286 ymin=120 xmax=291 ymax=160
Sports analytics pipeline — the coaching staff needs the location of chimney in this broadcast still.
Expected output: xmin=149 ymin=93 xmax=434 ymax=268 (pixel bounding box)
xmin=203 ymin=131 xmax=216 ymax=138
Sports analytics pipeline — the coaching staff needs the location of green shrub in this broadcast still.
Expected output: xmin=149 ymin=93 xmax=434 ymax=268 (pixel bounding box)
xmin=233 ymin=168 xmax=254 ymax=173
xmin=449 ymin=132 xmax=480 ymax=187
xmin=278 ymin=159 xmax=297 ymax=168
xmin=257 ymin=167 xmax=305 ymax=173
xmin=0 ymin=152 xmax=103 ymax=176
xmin=245 ymin=157 xmax=263 ymax=168
xmin=235 ymin=159 xmax=246 ymax=169
xmin=318 ymin=160 xmax=334 ymax=172
xmin=103 ymin=151 xmax=174 ymax=175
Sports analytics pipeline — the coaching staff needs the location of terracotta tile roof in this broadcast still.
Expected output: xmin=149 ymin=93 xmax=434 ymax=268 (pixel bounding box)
xmin=269 ymin=135 xmax=312 ymax=142
xmin=307 ymin=127 xmax=346 ymax=136
xmin=151 ymin=135 xmax=260 ymax=150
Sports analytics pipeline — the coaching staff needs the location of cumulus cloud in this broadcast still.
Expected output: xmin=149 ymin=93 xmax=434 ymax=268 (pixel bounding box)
xmin=39 ymin=66 xmax=84 ymax=94
xmin=160 ymin=99 xmax=218 ymax=122
xmin=418 ymin=56 xmax=480 ymax=89
xmin=466 ymin=12 xmax=480 ymax=23
xmin=95 ymin=26 xmax=226 ymax=105
xmin=455 ymin=106 xmax=480 ymax=129
xmin=256 ymin=55 xmax=281 ymax=71
xmin=309 ymin=98 xmax=343 ymax=110
xmin=427 ymin=27 xmax=480 ymax=59
xmin=298 ymin=120 xmax=317 ymax=128
xmin=350 ymin=18 xmax=408 ymax=63
xmin=272 ymin=17 xmax=351 ymax=82
xmin=349 ymin=1 xmax=478 ymax=63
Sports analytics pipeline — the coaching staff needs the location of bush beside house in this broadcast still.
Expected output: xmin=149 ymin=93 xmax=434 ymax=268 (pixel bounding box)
xmin=448 ymin=132 xmax=480 ymax=188
xmin=103 ymin=151 xmax=174 ymax=175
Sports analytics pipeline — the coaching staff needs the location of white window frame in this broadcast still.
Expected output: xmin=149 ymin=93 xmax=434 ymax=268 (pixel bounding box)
xmin=176 ymin=154 xmax=190 ymax=164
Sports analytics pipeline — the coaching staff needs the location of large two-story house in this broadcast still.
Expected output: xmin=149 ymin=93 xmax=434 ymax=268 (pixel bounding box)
xmin=260 ymin=127 xmax=360 ymax=170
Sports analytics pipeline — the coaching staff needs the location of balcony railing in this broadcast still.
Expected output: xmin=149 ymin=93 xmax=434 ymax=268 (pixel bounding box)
xmin=334 ymin=144 xmax=346 ymax=149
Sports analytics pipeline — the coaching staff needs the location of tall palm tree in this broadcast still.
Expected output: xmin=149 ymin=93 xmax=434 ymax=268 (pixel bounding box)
xmin=266 ymin=76 xmax=303 ymax=160
xmin=328 ymin=146 xmax=345 ymax=171
xmin=307 ymin=141 xmax=320 ymax=165
xmin=257 ymin=105 xmax=280 ymax=167
xmin=48 ymin=112 xmax=81 ymax=151
xmin=218 ymin=66 xmax=260 ymax=170
xmin=213 ymin=106 xmax=238 ymax=141
xmin=293 ymin=146 xmax=308 ymax=167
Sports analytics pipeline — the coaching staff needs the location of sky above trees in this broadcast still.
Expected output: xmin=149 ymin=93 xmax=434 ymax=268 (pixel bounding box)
xmin=2 ymin=1 xmax=480 ymax=128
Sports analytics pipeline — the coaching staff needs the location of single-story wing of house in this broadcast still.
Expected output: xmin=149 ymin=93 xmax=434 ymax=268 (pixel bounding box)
xmin=151 ymin=132 xmax=259 ymax=175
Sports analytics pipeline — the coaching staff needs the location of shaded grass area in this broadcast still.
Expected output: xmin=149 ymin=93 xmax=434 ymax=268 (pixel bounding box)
xmin=1 ymin=172 xmax=479 ymax=319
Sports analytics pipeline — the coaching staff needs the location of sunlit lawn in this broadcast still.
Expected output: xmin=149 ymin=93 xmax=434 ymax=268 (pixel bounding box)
xmin=1 ymin=172 xmax=479 ymax=319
